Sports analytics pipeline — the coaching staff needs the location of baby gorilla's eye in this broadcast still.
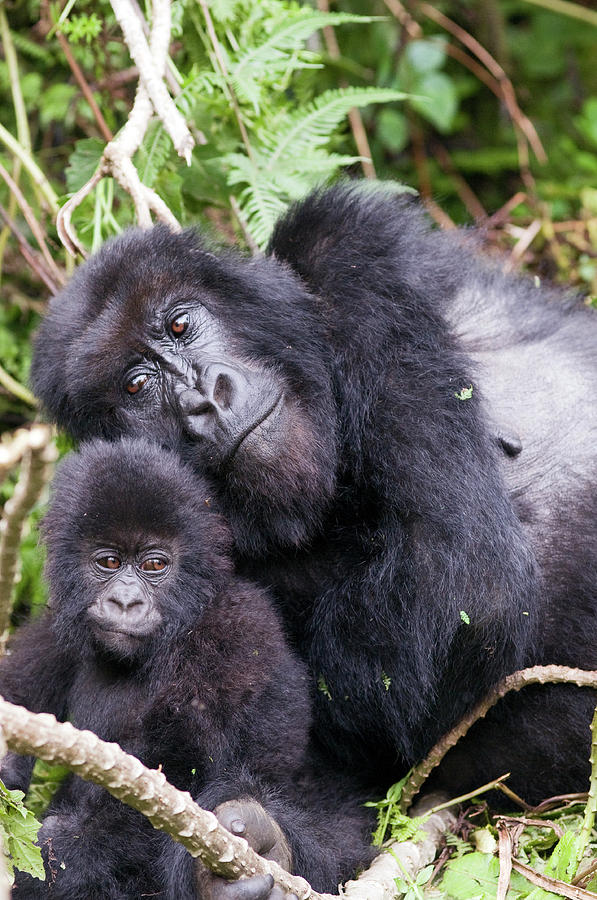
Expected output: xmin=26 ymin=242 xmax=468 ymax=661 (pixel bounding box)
xmin=126 ymin=373 xmax=149 ymax=395
xmin=170 ymin=313 xmax=189 ymax=338
xmin=97 ymin=556 xmax=121 ymax=570
xmin=140 ymin=557 xmax=168 ymax=572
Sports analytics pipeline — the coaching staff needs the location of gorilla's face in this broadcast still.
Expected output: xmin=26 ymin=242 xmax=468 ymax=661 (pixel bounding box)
xmin=118 ymin=300 xmax=291 ymax=471
xmin=85 ymin=543 xmax=169 ymax=662
xmin=33 ymin=228 xmax=340 ymax=554
xmin=43 ymin=437 xmax=235 ymax=658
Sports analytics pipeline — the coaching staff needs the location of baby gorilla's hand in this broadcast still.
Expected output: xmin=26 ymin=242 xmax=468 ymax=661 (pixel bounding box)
xmin=198 ymin=799 xmax=299 ymax=900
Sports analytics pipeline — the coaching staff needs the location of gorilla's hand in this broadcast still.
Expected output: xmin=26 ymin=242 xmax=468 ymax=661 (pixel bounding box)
xmin=198 ymin=799 xmax=298 ymax=900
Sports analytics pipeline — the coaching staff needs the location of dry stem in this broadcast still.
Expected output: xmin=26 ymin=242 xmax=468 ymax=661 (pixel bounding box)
xmin=56 ymin=0 xmax=189 ymax=255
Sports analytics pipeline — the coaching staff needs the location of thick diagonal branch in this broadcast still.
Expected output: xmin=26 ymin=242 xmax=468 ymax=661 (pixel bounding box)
xmin=0 ymin=699 xmax=453 ymax=899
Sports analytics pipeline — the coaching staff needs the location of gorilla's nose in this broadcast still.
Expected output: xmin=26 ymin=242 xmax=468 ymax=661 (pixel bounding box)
xmin=104 ymin=586 xmax=146 ymax=622
xmin=176 ymin=366 xmax=250 ymax=441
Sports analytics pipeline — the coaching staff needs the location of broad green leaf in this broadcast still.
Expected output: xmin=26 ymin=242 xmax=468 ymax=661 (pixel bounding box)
xmin=377 ymin=109 xmax=409 ymax=154
xmin=66 ymin=138 xmax=105 ymax=193
xmin=404 ymin=38 xmax=447 ymax=74
xmin=0 ymin=781 xmax=44 ymax=881
xmin=411 ymin=72 xmax=458 ymax=133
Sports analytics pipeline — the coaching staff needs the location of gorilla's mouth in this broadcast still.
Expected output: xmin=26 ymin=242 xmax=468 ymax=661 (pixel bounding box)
xmin=91 ymin=621 xmax=154 ymax=641
xmin=230 ymin=393 xmax=285 ymax=459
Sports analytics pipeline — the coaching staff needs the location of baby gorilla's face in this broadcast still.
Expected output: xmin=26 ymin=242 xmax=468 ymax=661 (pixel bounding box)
xmin=86 ymin=544 xmax=170 ymax=661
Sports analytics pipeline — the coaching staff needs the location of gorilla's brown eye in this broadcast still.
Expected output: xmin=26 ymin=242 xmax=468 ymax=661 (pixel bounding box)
xmin=97 ymin=556 xmax=121 ymax=570
xmin=126 ymin=373 xmax=149 ymax=395
xmin=170 ymin=313 xmax=189 ymax=337
xmin=140 ymin=558 xmax=167 ymax=572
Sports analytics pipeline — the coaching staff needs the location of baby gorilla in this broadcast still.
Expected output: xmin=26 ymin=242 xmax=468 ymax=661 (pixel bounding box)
xmin=0 ymin=439 xmax=372 ymax=899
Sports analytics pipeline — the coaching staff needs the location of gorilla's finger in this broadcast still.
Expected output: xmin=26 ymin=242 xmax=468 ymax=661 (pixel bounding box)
xmin=214 ymin=799 xmax=292 ymax=867
xmin=212 ymin=873 xmax=275 ymax=899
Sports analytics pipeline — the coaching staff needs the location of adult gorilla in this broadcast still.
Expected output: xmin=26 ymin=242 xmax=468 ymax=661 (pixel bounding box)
xmin=31 ymin=184 xmax=597 ymax=808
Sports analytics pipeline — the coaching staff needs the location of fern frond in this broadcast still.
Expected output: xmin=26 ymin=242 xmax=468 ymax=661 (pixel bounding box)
xmin=225 ymin=152 xmax=288 ymax=247
xmin=261 ymin=86 xmax=408 ymax=169
xmin=176 ymin=70 xmax=226 ymax=119
xmin=230 ymin=10 xmax=379 ymax=108
xmin=138 ymin=123 xmax=173 ymax=188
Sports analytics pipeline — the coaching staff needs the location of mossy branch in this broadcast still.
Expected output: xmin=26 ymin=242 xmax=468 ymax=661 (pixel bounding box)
xmin=0 ymin=426 xmax=57 ymax=651
xmin=400 ymin=665 xmax=597 ymax=812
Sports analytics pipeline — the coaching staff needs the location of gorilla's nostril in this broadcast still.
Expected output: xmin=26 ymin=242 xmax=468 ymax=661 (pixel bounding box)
xmin=179 ymin=388 xmax=212 ymax=417
xmin=213 ymin=373 xmax=233 ymax=409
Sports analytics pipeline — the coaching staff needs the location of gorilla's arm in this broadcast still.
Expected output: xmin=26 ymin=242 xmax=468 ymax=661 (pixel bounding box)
xmin=268 ymin=185 xmax=542 ymax=775
xmin=0 ymin=616 xmax=72 ymax=791
xmin=164 ymin=773 xmax=374 ymax=900
xmin=155 ymin=598 xmax=374 ymax=900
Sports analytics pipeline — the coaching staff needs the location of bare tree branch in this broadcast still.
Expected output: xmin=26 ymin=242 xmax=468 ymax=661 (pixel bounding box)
xmin=110 ymin=0 xmax=193 ymax=162
xmin=56 ymin=0 xmax=188 ymax=255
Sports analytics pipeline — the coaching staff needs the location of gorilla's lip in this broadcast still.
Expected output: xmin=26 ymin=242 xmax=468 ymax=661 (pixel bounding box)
xmin=92 ymin=622 xmax=152 ymax=639
xmin=230 ymin=392 xmax=284 ymax=458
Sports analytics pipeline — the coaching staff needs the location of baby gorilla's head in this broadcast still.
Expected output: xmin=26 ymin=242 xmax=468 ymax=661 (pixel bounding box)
xmin=43 ymin=438 xmax=232 ymax=662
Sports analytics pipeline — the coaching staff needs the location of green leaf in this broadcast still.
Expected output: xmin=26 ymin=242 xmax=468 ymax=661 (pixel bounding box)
xmin=377 ymin=109 xmax=409 ymax=154
xmin=455 ymin=385 xmax=473 ymax=401
xmin=543 ymin=830 xmax=580 ymax=881
xmin=39 ymin=83 xmax=78 ymax=127
xmin=575 ymin=97 xmax=597 ymax=147
xmin=262 ymin=87 xmax=409 ymax=170
xmin=230 ymin=10 xmax=381 ymax=109
xmin=0 ymin=780 xmax=44 ymax=881
xmin=317 ymin=675 xmax=333 ymax=701
xmin=66 ymin=138 xmax=105 ymax=193
xmin=26 ymin=760 xmax=70 ymax=820
xmin=460 ymin=610 xmax=470 ymax=625
xmin=411 ymin=71 xmax=458 ymax=133
xmin=404 ymin=38 xmax=447 ymax=74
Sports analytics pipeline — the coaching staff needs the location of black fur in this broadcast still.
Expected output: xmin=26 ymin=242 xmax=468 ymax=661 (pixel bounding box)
xmin=2 ymin=439 xmax=373 ymax=898
xmin=31 ymin=183 xmax=597 ymax=804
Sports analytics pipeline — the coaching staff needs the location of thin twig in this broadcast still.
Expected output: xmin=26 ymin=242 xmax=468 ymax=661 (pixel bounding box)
xmin=400 ymin=665 xmax=597 ymax=812
xmin=317 ymin=0 xmax=375 ymax=179
xmin=496 ymin=819 xmax=512 ymax=900
xmin=520 ymin=0 xmax=597 ymax=27
xmin=0 ymin=363 xmax=37 ymax=409
xmin=418 ymin=3 xmax=547 ymax=165
xmin=510 ymin=857 xmax=597 ymax=899
xmin=0 ymin=123 xmax=59 ymax=216
xmin=0 ymin=203 xmax=60 ymax=294
xmin=56 ymin=31 xmax=113 ymax=143
xmin=197 ymin=0 xmax=255 ymax=164
xmin=0 ymin=161 xmax=65 ymax=287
